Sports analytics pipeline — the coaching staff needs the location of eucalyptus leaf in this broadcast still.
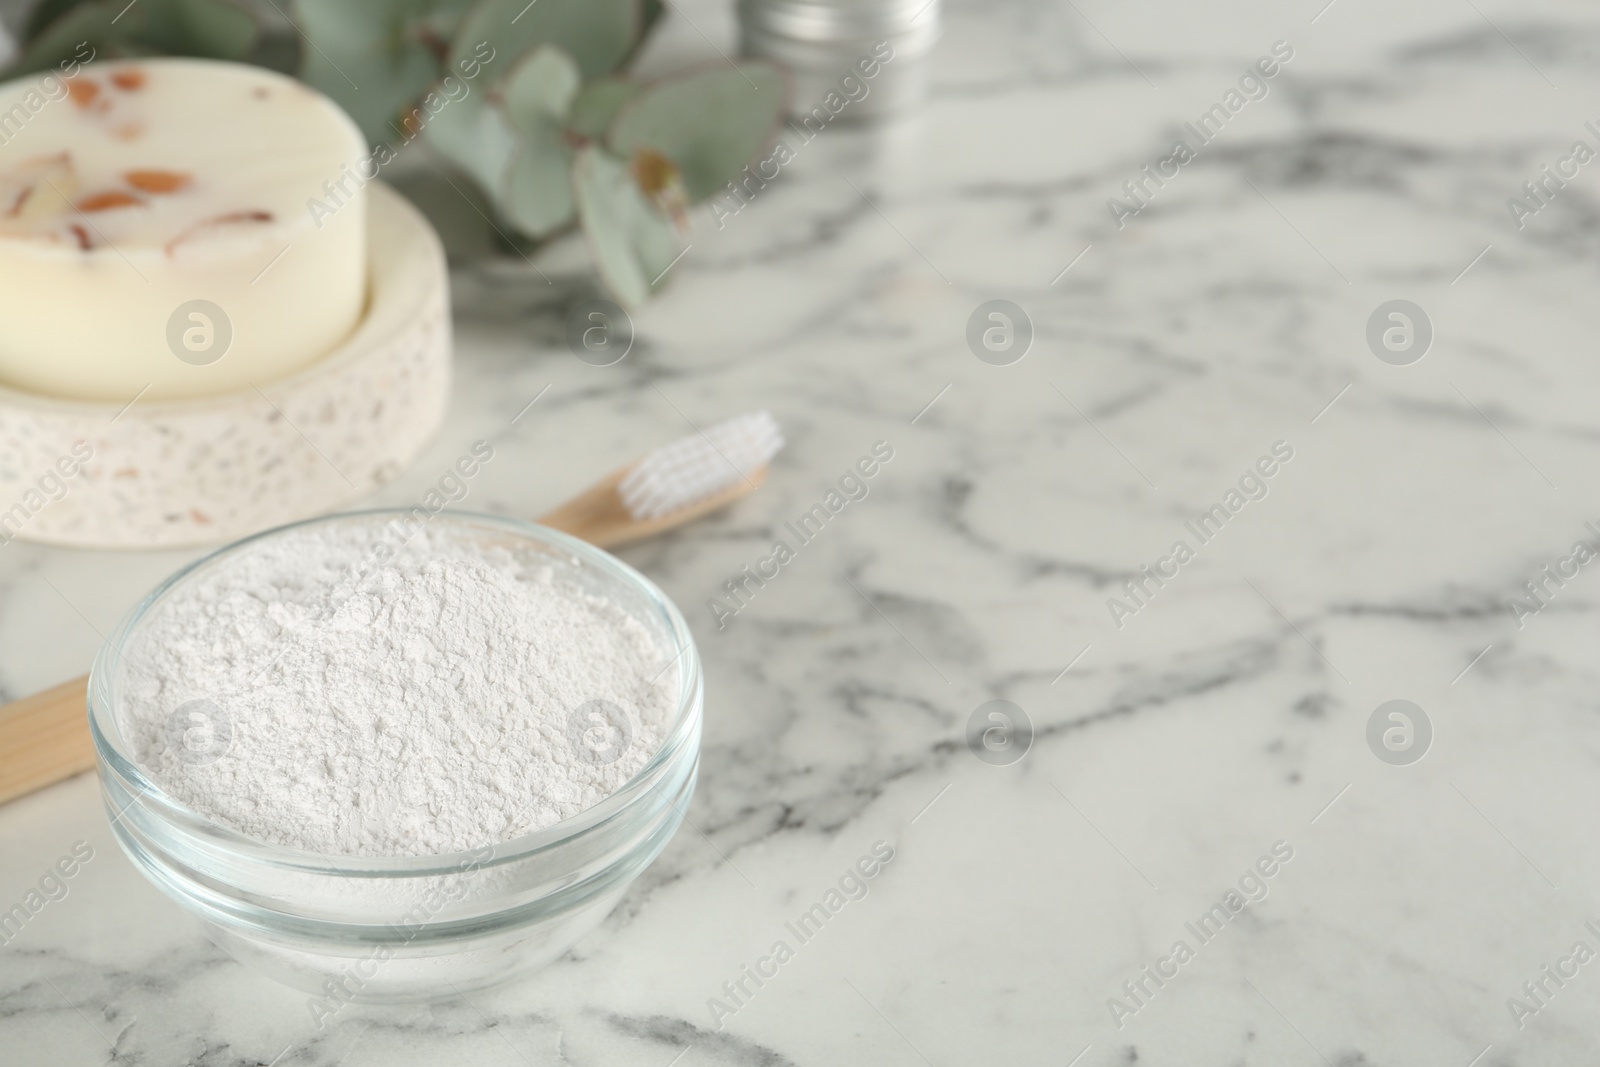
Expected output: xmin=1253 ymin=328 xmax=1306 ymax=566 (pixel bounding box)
xmin=414 ymin=1 xmax=475 ymax=43
xmin=499 ymin=43 xmax=579 ymax=134
xmin=426 ymin=55 xmax=575 ymax=238
xmin=492 ymin=45 xmax=580 ymax=235
xmin=424 ymin=81 xmax=519 ymax=199
xmin=503 ymin=123 xmax=574 ymax=236
xmin=639 ymin=0 xmax=665 ymax=40
xmin=25 ymin=0 xmax=92 ymax=39
xmin=567 ymin=76 xmax=640 ymax=140
xmin=448 ymin=0 xmax=638 ymax=83
xmin=142 ymin=0 xmax=259 ymax=57
xmin=621 ymin=0 xmax=662 ymax=68
xmin=11 ymin=0 xmax=257 ymax=75
xmin=10 ymin=5 xmax=126 ymax=74
xmin=573 ymin=144 xmax=683 ymax=306
xmin=294 ymin=0 xmax=473 ymax=144
xmin=607 ymin=60 xmax=786 ymax=202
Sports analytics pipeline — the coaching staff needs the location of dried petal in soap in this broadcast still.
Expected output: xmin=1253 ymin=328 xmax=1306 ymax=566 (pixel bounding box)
xmin=79 ymin=190 xmax=144 ymax=212
xmin=125 ymin=169 xmax=192 ymax=194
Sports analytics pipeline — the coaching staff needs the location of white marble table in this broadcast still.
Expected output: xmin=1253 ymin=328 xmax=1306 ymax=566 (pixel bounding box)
xmin=7 ymin=0 xmax=1600 ymax=1063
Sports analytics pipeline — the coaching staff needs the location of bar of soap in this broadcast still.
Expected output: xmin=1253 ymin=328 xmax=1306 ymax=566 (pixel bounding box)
xmin=0 ymin=58 xmax=367 ymax=402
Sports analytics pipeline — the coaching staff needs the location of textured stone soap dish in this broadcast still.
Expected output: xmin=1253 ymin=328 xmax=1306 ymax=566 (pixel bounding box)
xmin=0 ymin=181 xmax=450 ymax=548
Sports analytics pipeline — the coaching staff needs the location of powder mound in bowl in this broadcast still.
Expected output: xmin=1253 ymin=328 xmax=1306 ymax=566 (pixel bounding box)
xmin=115 ymin=520 xmax=680 ymax=857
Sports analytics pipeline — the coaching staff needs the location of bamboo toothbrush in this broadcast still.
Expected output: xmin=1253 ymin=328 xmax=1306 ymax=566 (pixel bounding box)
xmin=0 ymin=411 xmax=784 ymax=806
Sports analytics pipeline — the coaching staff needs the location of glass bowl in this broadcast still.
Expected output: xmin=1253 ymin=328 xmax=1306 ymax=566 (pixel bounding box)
xmin=87 ymin=510 xmax=702 ymax=1003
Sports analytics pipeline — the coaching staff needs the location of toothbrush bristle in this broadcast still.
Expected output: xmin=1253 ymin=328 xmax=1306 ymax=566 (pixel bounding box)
xmin=619 ymin=411 xmax=784 ymax=521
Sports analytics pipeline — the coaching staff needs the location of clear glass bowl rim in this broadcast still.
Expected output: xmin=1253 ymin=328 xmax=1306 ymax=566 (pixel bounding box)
xmin=88 ymin=507 xmax=703 ymax=880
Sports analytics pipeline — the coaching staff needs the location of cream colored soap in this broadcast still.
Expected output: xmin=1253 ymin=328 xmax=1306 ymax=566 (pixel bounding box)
xmin=0 ymin=58 xmax=367 ymax=401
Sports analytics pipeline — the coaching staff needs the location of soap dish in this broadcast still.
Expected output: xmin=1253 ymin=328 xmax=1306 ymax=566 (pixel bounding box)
xmin=0 ymin=181 xmax=450 ymax=548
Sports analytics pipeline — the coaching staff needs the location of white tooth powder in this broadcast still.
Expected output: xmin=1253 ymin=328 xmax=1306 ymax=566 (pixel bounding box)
xmin=115 ymin=520 xmax=679 ymax=857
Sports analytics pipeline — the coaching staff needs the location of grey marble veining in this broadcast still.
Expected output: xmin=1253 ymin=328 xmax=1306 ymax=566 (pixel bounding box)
xmin=7 ymin=0 xmax=1600 ymax=1063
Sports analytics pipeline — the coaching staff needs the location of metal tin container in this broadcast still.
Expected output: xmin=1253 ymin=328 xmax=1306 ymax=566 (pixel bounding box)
xmin=739 ymin=0 xmax=940 ymax=121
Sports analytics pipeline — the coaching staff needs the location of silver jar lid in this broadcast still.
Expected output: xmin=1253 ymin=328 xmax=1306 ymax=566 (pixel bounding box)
xmin=738 ymin=0 xmax=939 ymax=42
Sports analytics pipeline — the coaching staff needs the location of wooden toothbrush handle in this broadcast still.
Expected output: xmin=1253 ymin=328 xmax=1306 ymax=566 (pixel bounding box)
xmin=539 ymin=464 xmax=768 ymax=549
xmin=0 ymin=675 xmax=93 ymax=805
